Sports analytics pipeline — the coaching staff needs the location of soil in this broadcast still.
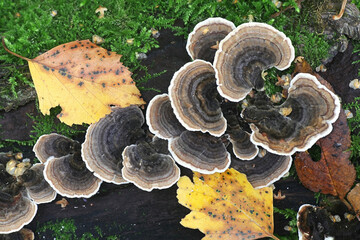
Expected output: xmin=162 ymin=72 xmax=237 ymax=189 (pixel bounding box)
xmin=1 ymin=29 xmax=360 ymax=239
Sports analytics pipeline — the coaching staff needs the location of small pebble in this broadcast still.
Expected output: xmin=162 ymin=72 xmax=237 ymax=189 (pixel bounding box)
xmin=151 ymin=28 xmax=160 ymax=38
xmin=284 ymin=225 xmax=292 ymax=231
xmin=349 ymin=79 xmax=360 ymax=90
xmin=344 ymin=109 xmax=353 ymax=119
xmin=50 ymin=10 xmax=57 ymax=17
xmin=344 ymin=212 xmax=355 ymax=221
xmin=92 ymin=35 xmax=105 ymax=44
xmin=270 ymin=92 xmax=282 ymax=103
xmin=135 ymin=52 xmax=147 ymax=60
xmin=272 ymin=0 xmax=282 ymax=8
xmin=315 ymin=64 xmax=327 ymax=72
xmin=126 ymin=38 xmax=134 ymax=45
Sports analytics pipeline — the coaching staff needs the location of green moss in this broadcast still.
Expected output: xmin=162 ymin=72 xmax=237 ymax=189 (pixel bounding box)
xmin=37 ymin=219 xmax=78 ymax=240
xmin=344 ymin=97 xmax=360 ymax=180
xmin=273 ymin=207 xmax=298 ymax=239
xmin=36 ymin=219 xmax=125 ymax=240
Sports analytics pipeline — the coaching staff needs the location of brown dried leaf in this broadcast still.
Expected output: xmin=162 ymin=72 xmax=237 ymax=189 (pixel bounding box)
xmin=295 ymin=109 xmax=355 ymax=200
xmin=292 ymin=57 xmax=314 ymax=76
xmin=55 ymin=197 xmax=69 ymax=208
xmin=347 ymin=183 xmax=360 ymax=215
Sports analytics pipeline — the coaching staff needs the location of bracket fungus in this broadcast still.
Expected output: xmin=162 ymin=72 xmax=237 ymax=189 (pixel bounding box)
xmin=186 ymin=17 xmax=235 ymax=62
xmin=82 ymin=105 xmax=146 ymax=184
xmin=169 ymin=60 xmax=226 ymax=137
xmin=146 ymin=93 xmax=185 ymax=139
xmin=222 ymin=105 xmax=259 ymax=160
xmin=214 ymin=22 xmax=295 ymax=102
xmin=44 ymin=152 xmax=102 ymax=198
xmin=231 ymin=150 xmax=292 ymax=188
xmin=242 ymin=73 xmax=341 ymax=155
xmin=0 ymin=192 xmax=37 ymax=234
xmin=0 ymin=159 xmax=37 ymax=234
xmin=169 ymin=131 xmax=230 ymax=174
xmin=122 ymin=140 xmax=180 ymax=191
xmin=147 ymin=94 xmax=230 ymax=174
xmin=18 ymin=163 xmax=57 ymax=204
xmin=33 ymin=133 xmax=80 ymax=163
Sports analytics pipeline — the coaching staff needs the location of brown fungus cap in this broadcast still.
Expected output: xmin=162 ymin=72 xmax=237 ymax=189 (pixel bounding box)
xmin=214 ymin=22 xmax=295 ymax=102
xmin=81 ymin=106 xmax=146 ymax=184
xmin=122 ymin=140 xmax=180 ymax=192
xmin=33 ymin=133 xmax=80 ymax=163
xmin=44 ymin=152 xmax=102 ymax=198
xmin=231 ymin=150 xmax=292 ymax=188
xmin=186 ymin=17 xmax=235 ymax=62
xmin=19 ymin=163 xmax=57 ymax=204
xmin=169 ymin=60 xmax=226 ymax=137
xmin=169 ymin=131 xmax=230 ymax=174
xmin=146 ymin=94 xmax=185 ymax=139
xmin=242 ymin=73 xmax=340 ymax=155
xmin=0 ymin=192 xmax=37 ymax=234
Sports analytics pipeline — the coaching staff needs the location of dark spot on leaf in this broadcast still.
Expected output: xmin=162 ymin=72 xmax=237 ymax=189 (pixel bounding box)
xmin=51 ymin=50 xmax=60 ymax=57
xmin=102 ymin=83 xmax=106 ymax=88
xmin=58 ymin=70 xmax=66 ymax=76
xmin=78 ymin=81 xmax=84 ymax=86
xmin=43 ymin=65 xmax=50 ymax=71
xmin=115 ymin=69 xmax=120 ymax=75
xmin=67 ymin=74 xmax=72 ymax=79
xmin=71 ymin=44 xmax=78 ymax=49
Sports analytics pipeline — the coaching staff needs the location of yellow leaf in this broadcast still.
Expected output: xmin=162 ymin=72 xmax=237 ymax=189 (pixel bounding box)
xmin=177 ymin=168 xmax=278 ymax=240
xmin=4 ymin=39 xmax=145 ymax=125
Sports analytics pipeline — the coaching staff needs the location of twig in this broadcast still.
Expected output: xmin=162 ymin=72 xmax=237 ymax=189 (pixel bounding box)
xmin=332 ymin=0 xmax=347 ymax=20
xmin=1 ymin=37 xmax=30 ymax=61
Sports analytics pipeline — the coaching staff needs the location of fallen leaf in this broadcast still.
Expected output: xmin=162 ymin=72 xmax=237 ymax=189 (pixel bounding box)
xmin=177 ymin=168 xmax=278 ymax=240
xmin=55 ymin=197 xmax=69 ymax=208
xmin=19 ymin=228 xmax=34 ymax=240
xmin=95 ymin=6 xmax=107 ymax=19
xmin=3 ymin=39 xmax=145 ymax=125
xmin=347 ymin=183 xmax=360 ymax=216
xmin=292 ymin=56 xmax=313 ymax=76
xmin=273 ymin=190 xmax=286 ymax=200
xmin=295 ymin=109 xmax=355 ymax=201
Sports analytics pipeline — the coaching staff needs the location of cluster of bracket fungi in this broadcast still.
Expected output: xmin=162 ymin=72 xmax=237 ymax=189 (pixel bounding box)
xmin=0 ymin=17 xmax=341 ymax=234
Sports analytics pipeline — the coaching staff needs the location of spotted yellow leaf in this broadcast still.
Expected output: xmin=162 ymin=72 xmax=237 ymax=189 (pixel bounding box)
xmin=3 ymin=39 xmax=145 ymax=125
xmin=177 ymin=168 xmax=278 ymax=240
